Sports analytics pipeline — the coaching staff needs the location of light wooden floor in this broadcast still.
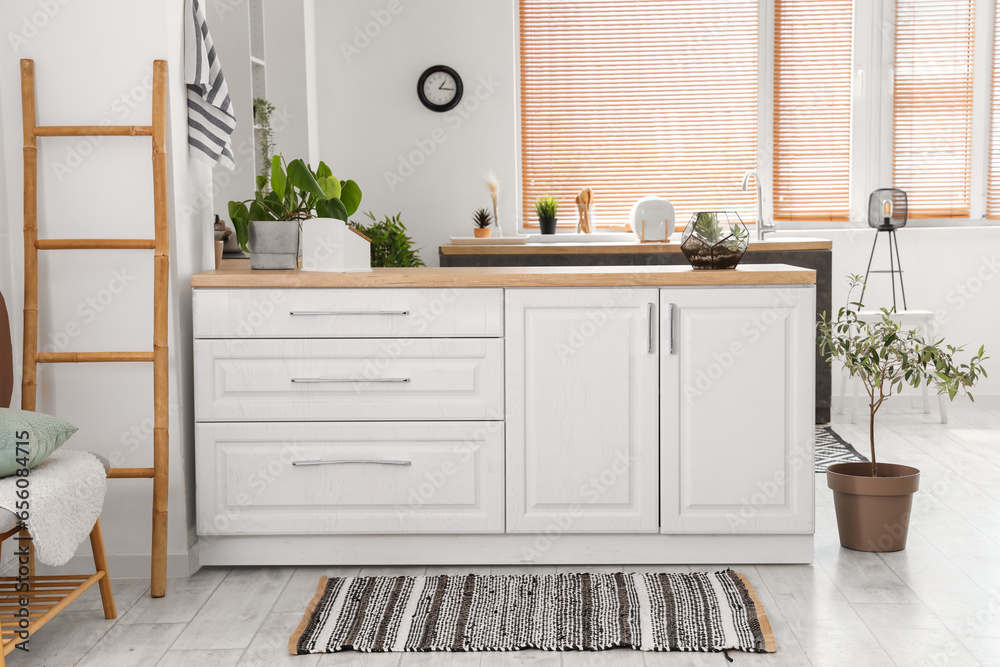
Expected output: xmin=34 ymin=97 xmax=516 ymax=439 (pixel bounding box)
xmin=13 ymin=402 xmax=1000 ymax=666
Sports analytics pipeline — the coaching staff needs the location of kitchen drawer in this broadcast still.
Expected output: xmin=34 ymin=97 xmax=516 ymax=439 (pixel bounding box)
xmin=194 ymin=338 xmax=504 ymax=422
xmin=193 ymin=288 xmax=503 ymax=338
xmin=196 ymin=421 xmax=504 ymax=534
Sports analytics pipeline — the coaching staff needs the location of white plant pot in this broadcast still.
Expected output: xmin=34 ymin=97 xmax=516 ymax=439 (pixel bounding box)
xmin=300 ymin=218 xmax=372 ymax=273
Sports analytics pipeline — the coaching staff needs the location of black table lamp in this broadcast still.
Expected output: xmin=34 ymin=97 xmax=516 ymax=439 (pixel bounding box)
xmin=861 ymin=189 xmax=909 ymax=309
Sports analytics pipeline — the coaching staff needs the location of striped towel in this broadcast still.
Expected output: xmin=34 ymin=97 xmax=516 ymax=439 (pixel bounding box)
xmin=185 ymin=0 xmax=236 ymax=168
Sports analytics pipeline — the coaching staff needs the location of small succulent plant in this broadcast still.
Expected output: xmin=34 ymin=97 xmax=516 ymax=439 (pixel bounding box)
xmin=535 ymin=195 xmax=559 ymax=219
xmin=473 ymin=207 xmax=493 ymax=228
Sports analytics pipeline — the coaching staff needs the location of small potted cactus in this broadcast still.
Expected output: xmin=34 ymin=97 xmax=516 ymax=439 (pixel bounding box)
xmin=473 ymin=207 xmax=493 ymax=238
xmin=535 ymin=195 xmax=559 ymax=234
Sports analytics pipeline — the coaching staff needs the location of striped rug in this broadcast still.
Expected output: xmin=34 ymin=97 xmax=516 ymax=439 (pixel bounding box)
xmin=289 ymin=570 xmax=775 ymax=655
xmin=815 ymin=426 xmax=869 ymax=472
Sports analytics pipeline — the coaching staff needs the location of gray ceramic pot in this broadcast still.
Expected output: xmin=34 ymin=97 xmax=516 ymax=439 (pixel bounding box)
xmin=248 ymin=220 xmax=300 ymax=270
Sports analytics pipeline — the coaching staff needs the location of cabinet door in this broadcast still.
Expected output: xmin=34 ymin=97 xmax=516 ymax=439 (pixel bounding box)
xmin=660 ymin=287 xmax=815 ymax=534
xmin=506 ymin=288 xmax=659 ymax=533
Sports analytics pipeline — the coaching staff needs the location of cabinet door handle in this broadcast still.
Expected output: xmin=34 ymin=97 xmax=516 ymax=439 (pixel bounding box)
xmin=647 ymin=302 xmax=656 ymax=353
xmin=291 ymin=377 xmax=411 ymax=384
xmin=289 ymin=310 xmax=410 ymax=316
xmin=292 ymin=459 xmax=412 ymax=467
xmin=669 ymin=303 xmax=678 ymax=355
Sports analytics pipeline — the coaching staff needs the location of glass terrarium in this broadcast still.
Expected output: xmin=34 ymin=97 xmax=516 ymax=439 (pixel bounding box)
xmin=680 ymin=211 xmax=750 ymax=270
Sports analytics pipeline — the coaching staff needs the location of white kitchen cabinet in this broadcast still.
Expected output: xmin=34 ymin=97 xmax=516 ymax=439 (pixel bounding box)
xmin=193 ymin=288 xmax=503 ymax=339
xmin=196 ymin=421 xmax=504 ymax=535
xmin=193 ymin=267 xmax=817 ymax=565
xmin=194 ymin=338 xmax=504 ymax=422
xmin=505 ymin=288 xmax=660 ymax=533
xmin=660 ymin=286 xmax=815 ymax=534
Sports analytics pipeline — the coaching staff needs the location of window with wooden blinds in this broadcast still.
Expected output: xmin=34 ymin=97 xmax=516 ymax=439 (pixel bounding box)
xmin=773 ymin=0 xmax=853 ymax=222
xmin=519 ymin=0 xmax=759 ymax=229
xmin=988 ymin=8 xmax=1000 ymax=219
xmin=892 ymin=0 xmax=975 ymax=219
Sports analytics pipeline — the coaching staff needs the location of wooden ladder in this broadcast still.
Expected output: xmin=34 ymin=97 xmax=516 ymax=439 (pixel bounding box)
xmin=20 ymin=59 xmax=170 ymax=598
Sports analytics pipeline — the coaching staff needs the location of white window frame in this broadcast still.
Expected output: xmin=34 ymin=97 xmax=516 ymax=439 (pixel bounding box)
xmin=514 ymin=0 xmax=999 ymax=232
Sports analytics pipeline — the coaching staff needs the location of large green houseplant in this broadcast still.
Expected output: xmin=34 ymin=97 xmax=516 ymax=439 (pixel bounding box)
xmin=818 ymin=275 xmax=987 ymax=552
xmin=229 ymin=156 xmax=361 ymax=269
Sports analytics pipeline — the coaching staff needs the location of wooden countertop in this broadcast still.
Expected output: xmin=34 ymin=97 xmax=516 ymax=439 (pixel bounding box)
xmin=192 ymin=264 xmax=815 ymax=288
xmin=440 ymin=237 xmax=833 ymax=255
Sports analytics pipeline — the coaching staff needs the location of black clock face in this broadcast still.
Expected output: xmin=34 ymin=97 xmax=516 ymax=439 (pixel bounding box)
xmin=418 ymin=66 xmax=463 ymax=112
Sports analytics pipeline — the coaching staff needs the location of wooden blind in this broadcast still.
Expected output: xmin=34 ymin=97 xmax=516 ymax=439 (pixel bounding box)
xmin=988 ymin=6 xmax=1000 ymax=218
xmin=892 ymin=0 xmax=975 ymax=219
xmin=773 ymin=0 xmax=853 ymax=222
xmin=519 ymin=0 xmax=759 ymax=229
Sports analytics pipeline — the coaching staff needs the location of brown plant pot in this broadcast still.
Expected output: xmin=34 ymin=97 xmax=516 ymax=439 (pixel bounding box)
xmin=473 ymin=228 xmax=492 ymax=238
xmin=826 ymin=462 xmax=920 ymax=552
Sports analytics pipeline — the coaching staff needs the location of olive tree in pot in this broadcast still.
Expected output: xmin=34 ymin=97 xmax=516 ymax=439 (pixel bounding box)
xmin=818 ymin=276 xmax=987 ymax=552
xmin=229 ymin=156 xmax=361 ymax=269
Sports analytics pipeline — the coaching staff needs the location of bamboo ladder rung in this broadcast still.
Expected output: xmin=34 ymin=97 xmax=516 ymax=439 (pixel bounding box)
xmin=34 ymin=352 xmax=154 ymax=363
xmin=36 ymin=239 xmax=156 ymax=250
xmin=33 ymin=125 xmax=152 ymax=137
xmin=106 ymin=468 xmax=155 ymax=479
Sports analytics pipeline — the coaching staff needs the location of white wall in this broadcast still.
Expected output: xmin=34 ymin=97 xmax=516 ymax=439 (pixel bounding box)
xmin=314 ymin=0 xmax=519 ymax=265
xmin=263 ymin=0 xmax=315 ymax=162
xmin=209 ymin=0 xmax=256 ymax=222
xmin=0 ymin=0 xmax=211 ymax=576
xmin=789 ymin=226 xmax=1000 ymax=398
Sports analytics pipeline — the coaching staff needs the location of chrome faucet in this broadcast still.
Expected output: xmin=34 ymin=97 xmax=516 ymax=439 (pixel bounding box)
xmin=741 ymin=170 xmax=776 ymax=241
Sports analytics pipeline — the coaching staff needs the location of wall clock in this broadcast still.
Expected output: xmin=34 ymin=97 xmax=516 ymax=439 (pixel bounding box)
xmin=417 ymin=65 xmax=463 ymax=112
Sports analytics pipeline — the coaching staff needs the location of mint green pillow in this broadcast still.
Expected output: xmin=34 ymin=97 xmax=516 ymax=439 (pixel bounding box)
xmin=0 ymin=408 xmax=78 ymax=478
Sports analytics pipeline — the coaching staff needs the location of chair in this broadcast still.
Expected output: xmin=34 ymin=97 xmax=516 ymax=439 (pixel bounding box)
xmin=0 ymin=291 xmax=116 ymax=665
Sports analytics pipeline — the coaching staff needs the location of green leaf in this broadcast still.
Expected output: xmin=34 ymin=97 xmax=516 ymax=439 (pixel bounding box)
xmin=256 ymin=174 xmax=268 ymax=191
xmin=270 ymin=155 xmax=286 ymax=200
xmin=248 ymin=200 xmax=273 ymax=222
xmin=286 ymin=159 xmax=326 ymax=199
xmin=318 ymin=175 xmax=341 ymax=200
xmin=228 ymin=201 xmax=250 ymax=252
xmin=316 ymin=161 xmax=333 ymax=180
xmin=316 ymin=197 xmax=349 ymax=221
xmin=340 ymin=180 xmax=363 ymax=216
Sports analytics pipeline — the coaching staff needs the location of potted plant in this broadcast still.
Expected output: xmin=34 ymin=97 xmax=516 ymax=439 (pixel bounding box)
xmin=352 ymin=212 xmax=426 ymax=267
xmin=473 ymin=207 xmax=493 ymax=238
xmin=229 ymin=156 xmax=361 ymax=270
xmin=535 ymin=195 xmax=559 ymax=234
xmin=818 ymin=276 xmax=987 ymax=552
xmin=680 ymin=211 xmax=749 ymax=269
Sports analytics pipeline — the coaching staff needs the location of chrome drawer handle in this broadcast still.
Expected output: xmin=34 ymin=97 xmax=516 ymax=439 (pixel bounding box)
xmin=291 ymin=377 xmax=411 ymax=384
xmin=289 ymin=310 xmax=410 ymax=316
xmin=669 ymin=303 xmax=678 ymax=355
xmin=292 ymin=459 xmax=412 ymax=467
xmin=647 ymin=302 xmax=655 ymax=354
